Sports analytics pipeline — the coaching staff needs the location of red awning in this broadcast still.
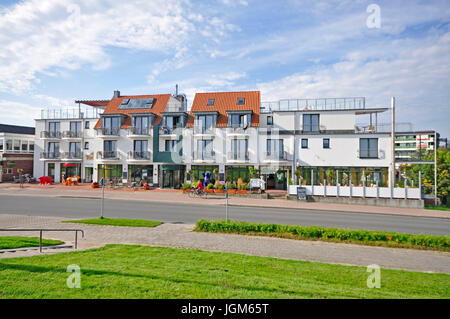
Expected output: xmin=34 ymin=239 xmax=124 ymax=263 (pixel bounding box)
xmin=63 ymin=163 xmax=78 ymax=167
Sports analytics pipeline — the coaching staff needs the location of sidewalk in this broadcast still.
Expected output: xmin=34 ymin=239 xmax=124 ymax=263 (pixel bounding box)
xmin=0 ymin=214 xmax=448 ymax=274
xmin=0 ymin=183 xmax=449 ymax=218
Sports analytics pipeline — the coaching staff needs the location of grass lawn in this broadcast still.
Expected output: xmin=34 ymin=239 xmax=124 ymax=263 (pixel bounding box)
xmin=0 ymin=237 xmax=64 ymax=250
xmin=0 ymin=244 xmax=448 ymax=299
xmin=62 ymin=217 xmax=162 ymax=228
xmin=425 ymin=205 xmax=450 ymax=212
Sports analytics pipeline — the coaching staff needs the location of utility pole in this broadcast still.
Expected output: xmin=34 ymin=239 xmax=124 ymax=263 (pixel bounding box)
xmin=434 ymin=131 xmax=438 ymax=206
xmin=390 ymin=97 xmax=396 ymax=189
xmin=101 ymin=164 xmax=105 ymax=218
xmin=225 ymin=182 xmax=229 ymax=221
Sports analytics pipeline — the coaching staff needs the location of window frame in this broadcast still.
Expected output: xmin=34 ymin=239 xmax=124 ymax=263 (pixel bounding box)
xmin=323 ymin=138 xmax=330 ymax=149
xmin=302 ymin=114 xmax=320 ymax=133
xmin=267 ymin=116 xmax=273 ymax=126
xmin=301 ymin=138 xmax=308 ymax=149
xmin=359 ymin=138 xmax=378 ymax=159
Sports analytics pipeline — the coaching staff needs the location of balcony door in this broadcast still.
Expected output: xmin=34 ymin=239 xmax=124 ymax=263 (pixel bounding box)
xmin=70 ymin=121 xmax=81 ymax=134
xmin=48 ymin=142 xmax=59 ymax=158
xmin=197 ymin=139 xmax=212 ymax=160
xmin=69 ymin=142 xmax=81 ymax=157
xmin=267 ymin=139 xmax=283 ymax=158
xmin=133 ymin=116 xmax=150 ymax=134
xmin=103 ymin=140 xmax=117 ymax=157
xmin=232 ymin=139 xmax=248 ymax=160
xmin=134 ymin=140 xmax=148 ymax=159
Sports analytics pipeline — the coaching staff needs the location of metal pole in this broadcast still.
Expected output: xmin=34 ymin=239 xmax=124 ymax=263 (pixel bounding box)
xmin=75 ymin=231 xmax=78 ymax=249
xmin=101 ymin=164 xmax=105 ymax=218
xmin=434 ymin=131 xmax=438 ymax=206
xmin=390 ymin=97 xmax=396 ymax=188
xmin=39 ymin=230 xmax=42 ymax=253
xmin=225 ymin=182 xmax=229 ymax=221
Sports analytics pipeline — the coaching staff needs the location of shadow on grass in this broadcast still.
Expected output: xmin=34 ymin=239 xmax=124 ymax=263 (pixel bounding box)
xmin=0 ymin=259 xmax=310 ymax=297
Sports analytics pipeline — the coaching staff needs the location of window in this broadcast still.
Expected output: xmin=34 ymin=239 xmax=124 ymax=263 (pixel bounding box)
xmin=196 ymin=115 xmax=215 ymax=133
xmin=267 ymin=139 xmax=283 ymax=157
xmin=13 ymin=140 xmax=20 ymax=151
xmin=6 ymin=139 xmax=12 ymax=151
xmin=323 ymin=138 xmax=330 ymax=149
xmin=303 ymin=114 xmax=319 ymax=132
xmin=165 ymin=140 xmax=177 ymax=152
xmin=0 ymin=138 xmax=3 ymax=151
xmin=237 ymin=98 xmax=245 ymax=105
xmin=69 ymin=142 xmax=81 ymax=156
xmin=103 ymin=117 xmax=120 ymax=129
xmin=119 ymin=98 xmax=155 ymax=109
xmin=48 ymin=142 xmax=60 ymax=157
xmin=360 ymin=138 xmax=378 ymax=158
xmin=301 ymin=138 xmax=308 ymax=149
xmin=134 ymin=140 xmax=148 ymax=153
xmin=267 ymin=116 xmax=273 ymax=126
xmin=49 ymin=122 xmax=60 ymax=132
xmin=70 ymin=121 xmax=81 ymax=133
xmin=197 ymin=140 xmax=213 ymax=159
xmin=29 ymin=142 xmax=34 ymax=151
xmin=103 ymin=140 xmax=117 ymax=155
xmin=207 ymin=98 xmax=215 ymax=106
xmin=85 ymin=121 xmax=90 ymax=129
xmin=231 ymin=138 xmax=248 ymax=160
xmin=230 ymin=113 xmax=250 ymax=127
xmin=21 ymin=141 xmax=28 ymax=151
xmin=84 ymin=142 xmax=89 ymax=150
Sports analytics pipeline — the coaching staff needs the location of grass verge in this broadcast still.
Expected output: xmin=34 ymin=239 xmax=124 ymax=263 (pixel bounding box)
xmin=0 ymin=244 xmax=448 ymax=298
xmin=425 ymin=205 xmax=450 ymax=212
xmin=195 ymin=220 xmax=450 ymax=252
xmin=0 ymin=236 xmax=64 ymax=250
xmin=62 ymin=217 xmax=162 ymax=228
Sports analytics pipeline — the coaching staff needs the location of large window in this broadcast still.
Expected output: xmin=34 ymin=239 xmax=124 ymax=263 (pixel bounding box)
xmin=267 ymin=116 xmax=273 ymax=126
xmin=48 ymin=142 xmax=59 ymax=158
xmin=48 ymin=122 xmax=60 ymax=132
xmin=230 ymin=113 xmax=250 ymax=128
xmin=103 ymin=140 xmax=117 ymax=157
xmin=231 ymin=138 xmax=248 ymax=160
xmin=303 ymin=114 xmax=319 ymax=132
xmin=360 ymin=138 xmax=378 ymax=158
xmin=165 ymin=140 xmax=178 ymax=152
xmin=69 ymin=142 xmax=81 ymax=157
xmin=196 ymin=115 xmax=215 ymax=133
xmin=70 ymin=121 xmax=81 ymax=133
xmin=134 ymin=140 xmax=148 ymax=159
xmin=267 ymin=139 xmax=284 ymax=158
xmin=133 ymin=116 xmax=151 ymax=134
xmin=197 ymin=139 xmax=213 ymax=160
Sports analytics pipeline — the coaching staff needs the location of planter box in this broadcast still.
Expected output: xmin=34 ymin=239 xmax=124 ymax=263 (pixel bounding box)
xmin=228 ymin=189 xmax=237 ymax=194
xmin=91 ymin=183 xmax=99 ymax=189
xmin=182 ymin=189 xmax=191 ymax=193
xmin=205 ymin=189 xmax=214 ymax=193
xmin=237 ymin=190 xmax=248 ymax=194
xmin=214 ymin=189 xmax=225 ymax=193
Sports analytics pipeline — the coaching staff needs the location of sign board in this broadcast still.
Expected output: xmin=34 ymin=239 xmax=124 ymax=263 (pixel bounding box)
xmin=297 ymin=187 xmax=307 ymax=201
xmin=250 ymin=178 xmax=261 ymax=189
xmin=261 ymin=166 xmax=278 ymax=175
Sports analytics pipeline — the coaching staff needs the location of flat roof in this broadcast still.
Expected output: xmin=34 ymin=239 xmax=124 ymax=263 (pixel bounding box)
xmin=0 ymin=124 xmax=35 ymax=135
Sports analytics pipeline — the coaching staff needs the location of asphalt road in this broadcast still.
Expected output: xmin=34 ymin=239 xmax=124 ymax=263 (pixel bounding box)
xmin=0 ymin=194 xmax=449 ymax=235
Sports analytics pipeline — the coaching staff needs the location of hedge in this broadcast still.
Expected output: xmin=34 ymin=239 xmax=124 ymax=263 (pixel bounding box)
xmin=195 ymin=219 xmax=450 ymax=251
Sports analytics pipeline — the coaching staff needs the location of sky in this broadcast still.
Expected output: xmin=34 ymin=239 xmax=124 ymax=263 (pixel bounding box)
xmin=0 ymin=0 xmax=449 ymax=137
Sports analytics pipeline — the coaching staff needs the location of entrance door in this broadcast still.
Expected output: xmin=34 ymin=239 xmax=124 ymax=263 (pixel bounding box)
xmin=85 ymin=167 xmax=93 ymax=183
xmin=162 ymin=170 xmax=173 ymax=188
xmin=275 ymin=170 xmax=286 ymax=190
xmin=48 ymin=163 xmax=55 ymax=182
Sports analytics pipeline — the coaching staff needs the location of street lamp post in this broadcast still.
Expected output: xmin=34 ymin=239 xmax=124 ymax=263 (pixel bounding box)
xmin=101 ymin=164 xmax=105 ymax=218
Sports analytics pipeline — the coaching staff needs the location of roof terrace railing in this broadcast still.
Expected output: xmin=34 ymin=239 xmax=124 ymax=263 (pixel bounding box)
xmin=40 ymin=108 xmax=103 ymax=120
xmin=261 ymin=97 xmax=365 ymax=113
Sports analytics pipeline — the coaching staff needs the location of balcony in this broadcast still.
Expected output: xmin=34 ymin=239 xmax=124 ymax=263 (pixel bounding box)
xmin=193 ymin=151 xmax=215 ymax=162
xmin=61 ymin=152 xmax=82 ymax=160
xmin=227 ymin=126 xmax=250 ymax=136
xmin=40 ymin=152 xmax=61 ymax=160
xmin=62 ymin=131 xmax=82 ymax=139
xmin=227 ymin=151 xmax=249 ymax=162
xmin=40 ymin=108 xmax=102 ymax=120
xmin=301 ymin=125 xmax=327 ymax=134
xmin=96 ymin=127 xmax=120 ymax=137
xmin=40 ymin=131 xmax=61 ymax=139
xmin=193 ymin=125 xmax=215 ymax=135
xmin=159 ymin=126 xmax=177 ymax=136
xmin=127 ymin=151 xmax=151 ymax=161
xmin=96 ymin=151 xmax=120 ymax=160
xmin=357 ymin=149 xmax=385 ymax=159
xmin=263 ymin=151 xmax=290 ymax=162
xmin=261 ymin=97 xmax=365 ymax=113
xmin=128 ymin=127 xmax=151 ymax=137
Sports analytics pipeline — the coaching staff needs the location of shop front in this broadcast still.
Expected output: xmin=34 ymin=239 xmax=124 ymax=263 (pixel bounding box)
xmin=296 ymin=167 xmax=389 ymax=187
xmin=97 ymin=164 xmax=123 ymax=182
xmin=60 ymin=163 xmax=81 ymax=180
xmin=159 ymin=164 xmax=185 ymax=189
xmin=128 ymin=165 xmax=153 ymax=185
xmin=260 ymin=165 xmax=292 ymax=190
xmin=191 ymin=165 xmax=219 ymax=184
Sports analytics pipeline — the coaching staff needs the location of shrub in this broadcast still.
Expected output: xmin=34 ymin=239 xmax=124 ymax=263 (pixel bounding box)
xmin=181 ymin=183 xmax=191 ymax=190
xmin=218 ymin=184 xmax=225 ymax=190
xmin=205 ymin=183 xmax=214 ymax=190
xmin=227 ymin=182 xmax=235 ymax=189
xmin=195 ymin=220 xmax=450 ymax=251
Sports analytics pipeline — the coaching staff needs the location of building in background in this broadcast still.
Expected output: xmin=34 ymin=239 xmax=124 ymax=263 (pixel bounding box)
xmin=0 ymin=124 xmax=35 ymax=182
xmin=33 ymin=100 xmax=107 ymax=183
xmin=394 ymin=131 xmax=439 ymax=162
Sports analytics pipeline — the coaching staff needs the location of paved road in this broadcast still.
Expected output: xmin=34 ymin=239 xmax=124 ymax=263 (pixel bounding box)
xmin=1 ymin=195 xmax=449 ymax=235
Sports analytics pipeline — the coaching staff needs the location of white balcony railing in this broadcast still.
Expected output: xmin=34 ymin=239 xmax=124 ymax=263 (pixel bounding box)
xmin=96 ymin=127 xmax=120 ymax=136
xmin=227 ymin=151 xmax=249 ymax=162
xmin=127 ymin=151 xmax=151 ymax=160
xmin=97 ymin=151 xmax=119 ymax=160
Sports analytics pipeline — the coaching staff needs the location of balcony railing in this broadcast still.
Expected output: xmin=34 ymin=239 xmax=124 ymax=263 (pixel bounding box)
xmin=357 ymin=149 xmax=385 ymax=159
xmin=227 ymin=126 xmax=250 ymax=134
xmin=193 ymin=125 xmax=215 ymax=135
xmin=96 ymin=127 xmax=120 ymax=136
xmin=61 ymin=152 xmax=82 ymax=160
xmin=128 ymin=127 xmax=151 ymax=136
xmin=261 ymin=97 xmax=365 ymax=113
xmin=264 ymin=151 xmax=289 ymax=161
xmin=127 ymin=151 xmax=151 ymax=160
xmin=40 ymin=131 xmax=61 ymax=139
xmin=227 ymin=151 xmax=249 ymax=162
xmin=40 ymin=108 xmax=102 ymax=119
xmin=193 ymin=151 xmax=215 ymax=161
xmin=97 ymin=151 xmax=119 ymax=160
xmin=40 ymin=152 xmax=61 ymax=159
xmin=62 ymin=131 xmax=82 ymax=139
xmin=159 ymin=126 xmax=176 ymax=135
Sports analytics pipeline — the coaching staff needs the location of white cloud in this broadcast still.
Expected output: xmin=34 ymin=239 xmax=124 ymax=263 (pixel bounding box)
xmin=206 ymin=71 xmax=246 ymax=87
xmin=0 ymin=100 xmax=40 ymax=125
xmin=0 ymin=0 xmax=240 ymax=94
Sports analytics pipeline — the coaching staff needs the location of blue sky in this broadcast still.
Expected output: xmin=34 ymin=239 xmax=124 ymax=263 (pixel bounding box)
xmin=0 ymin=0 xmax=449 ymax=137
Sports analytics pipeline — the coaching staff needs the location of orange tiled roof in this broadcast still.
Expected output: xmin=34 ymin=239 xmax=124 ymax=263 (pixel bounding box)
xmin=94 ymin=94 xmax=172 ymax=129
xmin=186 ymin=91 xmax=260 ymax=128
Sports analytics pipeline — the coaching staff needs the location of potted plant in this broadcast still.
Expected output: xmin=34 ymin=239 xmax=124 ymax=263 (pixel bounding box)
xmin=237 ymin=183 xmax=249 ymax=194
xmin=215 ymin=184 xmax=225 ymax=193
xmin=182 ymin=183 xmax=191 ymax=193
xmin=91 ymin=181 xmax=99 ymax=189
xmin=142 ymin=182 xmax=150 ymax=190
xmin=205 ymin=183 xmax=215 ymax=193
xmin=227 ymin=182 xmax=236 ymax=194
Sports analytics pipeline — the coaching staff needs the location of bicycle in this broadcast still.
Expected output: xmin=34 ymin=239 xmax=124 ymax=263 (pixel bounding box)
xmin=188 ymin=187 xmax=207 ymax=198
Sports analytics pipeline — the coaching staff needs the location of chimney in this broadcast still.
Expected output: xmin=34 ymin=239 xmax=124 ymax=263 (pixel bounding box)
xmin=113 ymin=90 xmax=120 ymax=99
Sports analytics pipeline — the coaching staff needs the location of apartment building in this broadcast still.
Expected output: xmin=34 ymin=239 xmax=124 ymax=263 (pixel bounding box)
xmin=34 ymin=102 xmax=106 ymax=182
xmin=33 ymin=90 xmax=398 ymax=190
xmin=395 ymin=130 xmax=439 ymax=162
xmin=0 ymin=124 xmax=35 ymax=182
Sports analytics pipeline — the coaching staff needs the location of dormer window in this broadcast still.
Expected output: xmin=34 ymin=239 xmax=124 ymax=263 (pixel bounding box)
xmin=237 ymin=98 xmax=245 ymax=105
xmin=207 ymin=98 xmax=215 ymax=106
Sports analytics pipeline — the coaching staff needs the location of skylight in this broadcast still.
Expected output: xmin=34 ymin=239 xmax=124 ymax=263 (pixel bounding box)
xmin=237 ymin=98 xmax=245 ymax=105
xmin=119 ymin=98 xmax=155 ymax=109
xmin=207 ymin=98 xmax=215 ymax=106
